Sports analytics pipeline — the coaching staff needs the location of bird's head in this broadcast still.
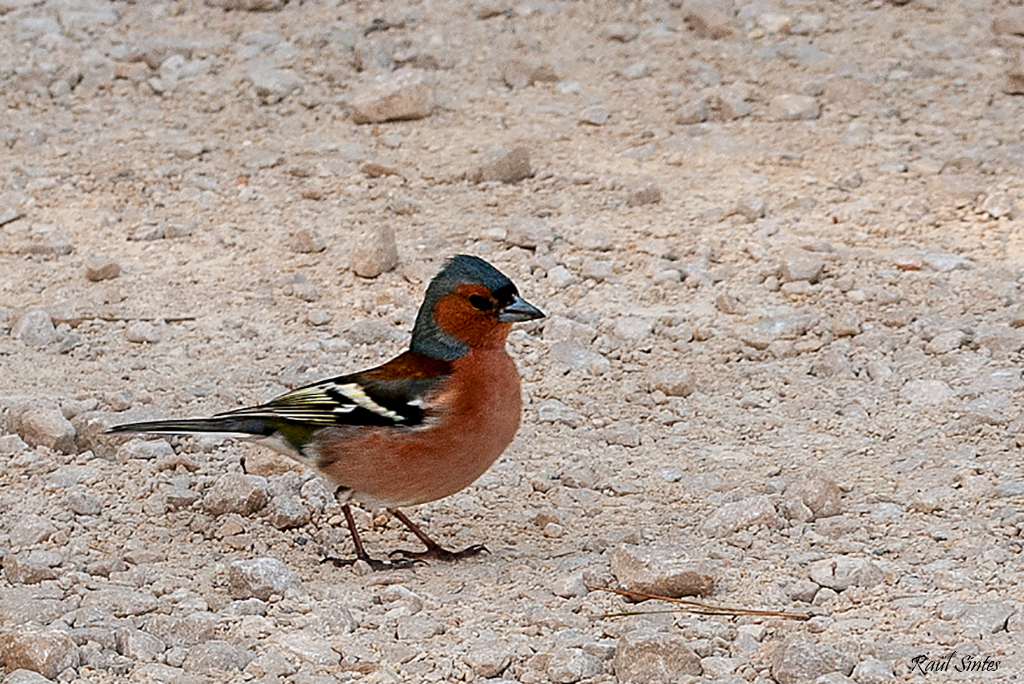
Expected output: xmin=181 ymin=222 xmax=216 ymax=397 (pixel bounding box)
xmin=411 ymin=255 xmax=545 ymax=359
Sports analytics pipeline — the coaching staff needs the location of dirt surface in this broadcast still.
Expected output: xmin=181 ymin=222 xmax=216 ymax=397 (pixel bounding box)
xmin=1 ymin=0 xmax=1024 ymax=682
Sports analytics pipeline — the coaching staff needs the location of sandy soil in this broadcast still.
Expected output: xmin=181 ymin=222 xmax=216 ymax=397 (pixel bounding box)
xmin=1 ymin=0 xmax=1023 ymax=682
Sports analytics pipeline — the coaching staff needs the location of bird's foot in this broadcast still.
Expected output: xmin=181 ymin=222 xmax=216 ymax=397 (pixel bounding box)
xmin=321 ymin=554 xmax=425 ymax=571
xmin=389 ymin=543 xmax=489 ymax=563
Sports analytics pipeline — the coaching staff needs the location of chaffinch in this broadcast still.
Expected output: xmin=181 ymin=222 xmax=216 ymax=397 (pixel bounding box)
xmin=109 ymin=255 xmax=544 ymax=568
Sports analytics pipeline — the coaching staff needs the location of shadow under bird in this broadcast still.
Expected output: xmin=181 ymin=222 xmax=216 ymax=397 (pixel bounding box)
xmin=109 ymin=254 xmax=544 ymax=569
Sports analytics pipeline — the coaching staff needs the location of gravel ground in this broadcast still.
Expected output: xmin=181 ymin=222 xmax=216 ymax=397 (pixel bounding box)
xmin=1 ymin=0 xmax=1023 ymax=682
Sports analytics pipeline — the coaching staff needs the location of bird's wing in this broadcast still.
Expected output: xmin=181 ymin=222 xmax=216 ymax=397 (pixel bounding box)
xmin=107 ymin=352 xmax=454 ymax=452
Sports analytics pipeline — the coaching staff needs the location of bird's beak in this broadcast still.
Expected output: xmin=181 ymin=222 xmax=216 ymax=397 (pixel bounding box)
xmin=498 ymin=295 xmax=545 ymax=323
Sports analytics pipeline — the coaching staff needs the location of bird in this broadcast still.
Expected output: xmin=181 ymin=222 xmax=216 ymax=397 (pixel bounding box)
xmin=108 ymin=254 xmax=545 ymax=569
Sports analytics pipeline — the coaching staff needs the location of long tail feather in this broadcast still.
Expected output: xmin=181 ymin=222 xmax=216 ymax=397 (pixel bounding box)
xmin=106 ymin=417 xmax=275 ymax=437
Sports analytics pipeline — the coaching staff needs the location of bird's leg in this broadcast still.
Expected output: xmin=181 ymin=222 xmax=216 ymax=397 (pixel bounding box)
xmin=387 ymin=508 xmax=489 ymax=562
xmin=322 ymin=504 xmax=423 ymax=570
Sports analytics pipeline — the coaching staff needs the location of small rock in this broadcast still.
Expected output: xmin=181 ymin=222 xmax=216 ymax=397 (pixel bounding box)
xmin=3 ymin=553 xmax=60 ymax=584
xmin=129 ymin=222 xmax=164 ymax=241
xmin=614 ymin=631 xmax=702 ymax=682
xmin=84 ymin=254 xmax=122 ymax=281
xmin=626 ymin=181 xmax=662 ymax=207
xmin=781 ymin=249 xmax=825 ymax=283
xmin=993 ymin=10 xmax=1024 ymax=35
xmin=289 ymin=227 xmax=325 ymax=253
xmin=980 ymin=191 xmax=1017 ymax=219
xmin=926 ymin=329 xmax=967 ymax=354
xmin=116 ymin=438 xmax=175 ymax=463
xmin=769 ymin=94 xmax=821 ymax=120
xmin=116 ymin=627 xmax=165 ymax=662
xmin=709 ymin=86 xmax=751 ymax=119
xmin=469 ymin=147 xmax=533 ymax=184
xmin=289 ymin=273 xmax=320 ymax=302
xmin=793 ymin=469 xmax=842 ymax=519
xmin=852 ymin=658 xmax=895 ymax=684
xmin=975 ymin=324 xmax=1024 ymax=354
xmin=684 ymin=3 xmax=733 ymax=39
xmin=182 ymin=640 xmax=254 ymax=673
xmin=396 ymin=615 xmax=443 ymax=641
xmin=546 ymin=647 xmax=602 ymax=683
xmin=899 ymin=379 xmax=954 ymax=406
xmin=994 ymin=481 xmax=1024 ymax=497
xmin=465 ymin=643 xmax=513 ymax=678
xmin=350 ymin=70 xmax=435 ymax=124
xmin=10 ymin=406 xmax=76 ymax=453
xmin=266 ymin=496 xmax=311 ymax=529
xmin=701 ymin=495 xmax=779 ymax=537
xmin=1005 ymin=51 xmax=1024 ymax=95
xmin=731 ymin=196 xmax=766 ymax=222
xmin=203 ymin=0 xmax=284 ymax=11
xmin=548 ymin=265 xmax=574 ymax=288
xmin=579 ymin=105 xmax=610 ymax=126
xmin=351 ymin=224 xmax=399 ymax=278
xmin=13 ymin=310 xmax=56 ymax=347
xmin=0 ymin=631 xmax=80 ymax=680
xmin=941 ymin=600 xmax=1016 ymax=635
xmin=66 ymin=489 xmax=103 ymax=516
xmin=3 ymin=670 xmax=52 ymax=684
xmin=675 ymin=99 xmax=709 ymax=124
xmin=125 ymin=321 xmax=161 ymax=344
xmin=13 ymin=225 xmax=73 ymax=256
xmin=267 ymin=632 xmax=340 ymax=667
xmin=536 ymin=399 xmax=583 ymax=428
xmin=203 ymin=473 xmax=267 ymax=516
xmin=609 ymin=545 xmax=715 ymax=598
xmin=505 ymin=216 xmax=554 ymax=249
xmin=809 ymin=557 xmax=885 ymax=591
xmin=647 ymin=369 xmax=696 ymax=397
xmin=498 ymin=58 xmax=557 ymax=89
xmin=228 ymin=558 xmax=302 ymax=600
xmin=615 ymin=316 xmax=654 ymax=341
xmin=744 ymin=312 xmax=818 ymax=348
xmin=581 ymin=259 xmax=614 ymax=281
xmin=8 ymin=515 xmax=57 ymax=548
xmin=832 ymin=312 xmax=861 ymax=337
xmin=551 ymin=573 xmax=588 ymax=598
xmin=0 ymin=434 xmax=29 ymax=456
xmin=601 ymin=423 xmax=642 ymax=448
xmin=771 ymin=636 xmax=855 ymax=684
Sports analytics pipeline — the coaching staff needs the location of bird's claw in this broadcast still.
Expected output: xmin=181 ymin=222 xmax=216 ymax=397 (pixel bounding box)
xmin=389 ymin=543 xmax=489 ymax=562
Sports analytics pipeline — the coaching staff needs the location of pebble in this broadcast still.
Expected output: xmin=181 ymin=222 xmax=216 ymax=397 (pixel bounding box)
xmin=769 ymin=94 xmax=821 ymax=120
xmin=266 ymin=496 xmax=312 ymax=529
xmin=125 ymin=321 xmax=162 ymax=344
xmin=771 ymin=636 xmax=855 ymax=684
xmin=13 ymin=225 xmax=73 ymax=256
xmin=289 ymin=227 xmax=326 ymax=253
xmin=832 ymin=312 xmax=861 ymax=337
xmin=613 ymin=631 xmax=702 ymax=682
xmin=3 ymin=553 xmax=60 ymax=584
xmin=625 ymin=181 xmax=662 ymax=207
xmin=84 ymin=254 xmax=122 ymax=281
xmin=731 ymin=196 xmax=766 ymax=222
xmin=851 ymin=658 xmax=895 ymax=684
xmin=13 ymin=310 xmax=56 ymax=347
xmin=3 ymin=670 xmax=52 ymax=684
xmin=581 ymin=259 xmax=614 ymax=281
xmin=0 ymin=631 xmax=80 ymax=679
xmin=204 ymin=0 xmax=285 ymax=11
xmin=609 ymin=545 xmax=715 ymax=598
xmin=700 ymin=495 xmax=779 ymax=537
xmin=396 ymin=615 xmax=444 ymax=641
xmin=809 ymin=557 xmax=884 ymax=591
xmin=709 ymin=86 xmax=751 ymax=119
xmin=350 ymin=70 xmax=435 ymax=124
xmin=536 ymin=399 xmax=583 ymax=428
xmin=793 ymin=469 xmax=842 ymax=519
xmin=615 ymin=316 xmax=654 ymax=341
xmin=267 ymin=632 xmax=340 ymax=667
xmin=974 ymin=323 xmax=1024 ymax=354
xmin=289 ymin=273 xmax=320 ymax=302
xmin=601 ymin=423 xmax=642 ymax=448
xmin=464 ymin=643 xmax=513 ymax=678
xmin=1005 ymin=51 xmax=1024 ymax=95
xmin=899 ymin=379 xmax=954 ymax=406
xmin=547 ymin=265 xmax=574 ymax=288
xmin=646 ymin=369 xmax=696 ymax=397
xmin=579 ymin=105 xmax=610 ymax=126
xmin=66 ymin=489 xmax=103 ymax=516
xmin=116 ymin=438 xmax=175 ymax=463
xmin=203 ymin=473 xmax=267 ymax=516
xmin=499 ymin=59 xmax=557 ymax=89
xmin=940 ymin=600 xmax=1015 ymax=635
xmin=546 ymin=647 xmax=602 ymax=683
xmin=9 ymin=406 xmax=76 ymax=453
xmin=116 ymin=627 xmax=166 ymax=662
xmin=675 ymin=99 xmax=709 ymax=124
xmin=0 ymin=434 xmax=29 ymax=456
xmin=182 ymin=640 xmax=254 ymax=673
xmin=228 ymin=557 xmax=302 ymax=600
xmin=8 ymin=515 xmax=57 ymax=548
xmin=469 ymin=147 xmax=533 ymax=184
xmin=351 ymin=224 xmax=399 ymax=278
xmin=505 ymin=216 xmax=554 ymax=249
xmin=781 ymin=249 xmax=825 ymax=283
xmin=684 ymin=5 xmax=733 ymax=39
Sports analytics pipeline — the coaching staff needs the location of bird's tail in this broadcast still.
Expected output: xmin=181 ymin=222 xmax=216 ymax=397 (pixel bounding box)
xmin=106 ymin=417 xmax=276 ymax=437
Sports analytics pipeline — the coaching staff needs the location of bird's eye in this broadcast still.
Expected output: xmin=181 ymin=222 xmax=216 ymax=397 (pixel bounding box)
xmin=469 ymin=295 xmax=492 ymax=311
